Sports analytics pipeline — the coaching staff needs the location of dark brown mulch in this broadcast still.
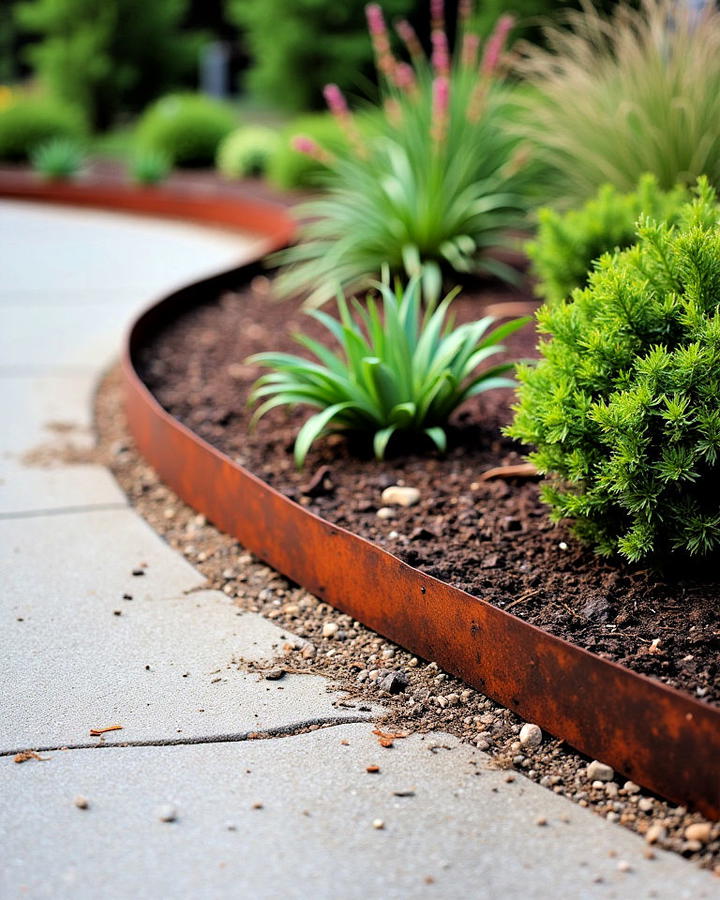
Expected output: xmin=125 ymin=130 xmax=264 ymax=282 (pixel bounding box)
xmin=137 ymin=273 xmax=719 ymax=706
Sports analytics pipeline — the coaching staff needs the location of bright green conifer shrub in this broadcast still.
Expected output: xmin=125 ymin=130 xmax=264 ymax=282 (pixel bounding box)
xmin=509 ymin=179 xmax=720 ymax=562
xmin=0 ymin=94 xmax=84 ymax=161
xmin=216 ymin=125 xmax=280 ymax=179
xmin=526 ymin=175 xmax=691 ymax=304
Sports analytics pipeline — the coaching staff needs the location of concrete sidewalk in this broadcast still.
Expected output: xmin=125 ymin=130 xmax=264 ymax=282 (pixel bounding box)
xmin=0 ymin=199 xmax=716 ymax=899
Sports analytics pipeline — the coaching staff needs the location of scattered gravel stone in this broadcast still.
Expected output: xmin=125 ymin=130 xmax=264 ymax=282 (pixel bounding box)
xmin=376 ymin=507 xmax=396 ymax=520
xmin=301 ymin=642 xmax=316 ymax=658
xmin=519 ymin=723 xmax=542 ymax=748
xmin=265 ymin=668 xmax=285 ymax=681
xmin=73 ymin=795 xmax=89 ymax=810
xmin=372 ymin=818 xmax=385 ymax=830
xmin=623 ymin=781 xmax=640 ymax=794
xmin=617 ymin=860 xmax=632 ymax=873
xmin=645 ymin=824 xmax=666 ymax=844
xmin=378 ymin=671 xmax=409 ymax=694
xmin=585 ymin=760 xmax=614 ymax=782
xmin=156 ymin=804 xmax=177 ymax=823
xmin=381 ymin=485 xmax=420 ymax=507
xmin=685 ymin=823 xmax=712 ymax=844
xmin=322 ymin=622 xmax=338 ymax=638
xmin=638 ymin=798 xmax=653 ymax=813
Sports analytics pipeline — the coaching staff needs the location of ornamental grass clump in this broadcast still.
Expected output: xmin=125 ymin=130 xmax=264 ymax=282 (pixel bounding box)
xmin=509 ymin=179 xmax=720 ymax=562
xmin=515 ymin=0 xmax=720 ymax=201
xmin=248 ymin=275 xmax=528 ymax=466
xmin=527 ymin=175 xmax=691 ymax=304
xmin=31 ymin=136 xmax=84 ymax=180
xmin=276 ymin=1 xmax=534 ymax=306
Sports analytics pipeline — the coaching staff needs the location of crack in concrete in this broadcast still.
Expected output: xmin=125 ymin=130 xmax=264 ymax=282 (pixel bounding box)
xmin=0 ymin=715 xmax=376 ymax=758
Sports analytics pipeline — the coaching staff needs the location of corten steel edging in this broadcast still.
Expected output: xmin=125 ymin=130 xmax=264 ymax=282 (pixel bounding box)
xmin=4 ymin=173 xmax=716 ymax=818
xmin=122 ymin=275 xmax=720 ymax=822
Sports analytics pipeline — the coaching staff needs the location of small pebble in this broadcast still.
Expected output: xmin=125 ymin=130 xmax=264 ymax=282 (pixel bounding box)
xmin=376 ymin=507 xmax=396 ymax=520
xmin=638 ymin=798 xmax=653 ymax=813
xmin=226 ymin=821 xmax=237 ymax=831
xmin=684 ymin=822 xmax=712 ymax=843
xmin=519 ymin=723 xmax=542 ymax=748
xmin=322 ymin=622 xmax=338 ymax=638
xmin=645 ymin=824 xmax=666 ymax=845
xmin=585 ymin=760 xmax=614 ymax=782
xmin=265 ymin=668 xmax=285 ymax=681
xmin=157 ymin=804 xmax=177 ymax=823
xmin=535 ymin=816 xmax=547 ymax=827
xmin=372 ymin=818 xmax=385 ymax=830
xmin=617 ymin=860 xmax=632 ymax=873
xmin=623 ymin=781 xmax=640 ymax=794
xmin=73 ymin=795 xmax=89 ymax=810
xmin=381 ymin=485 xmax=420 ymax=507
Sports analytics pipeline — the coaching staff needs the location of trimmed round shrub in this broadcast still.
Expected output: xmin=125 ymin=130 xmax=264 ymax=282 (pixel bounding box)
xmin=0 ymin=95 xmax=85 ymax=162
xmin=265 ymin=113 xmax=351 ymax=190
xmin=135 ymin=93 xmax=237 ymax=168
xmin=509 ymin=179 xmax=720 ymax=562
xmin=216 ymin=125 xmax=280 ymax=179
xmin=527 ymin=175 xmax=691 ymax=304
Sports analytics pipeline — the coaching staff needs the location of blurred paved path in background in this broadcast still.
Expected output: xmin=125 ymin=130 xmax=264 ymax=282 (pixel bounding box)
xmin=0 ymin=200 xmax=716 ymax=899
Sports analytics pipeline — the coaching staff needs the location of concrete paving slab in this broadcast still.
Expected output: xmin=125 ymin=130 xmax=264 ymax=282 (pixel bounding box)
xmin=1 ymin=725 xmax=715 ymax=900
xmin=0 ymin=200 xmax=261 ymax=300
xmin=0 ymin=373 xmax=97 ymax=455
xmin=0 ymin=460 xmax=126 ymax=516
xmin=0 ymin=508 xmax=370 ymax=750
xmin=0 ymin=303 xmax=131 ymax=370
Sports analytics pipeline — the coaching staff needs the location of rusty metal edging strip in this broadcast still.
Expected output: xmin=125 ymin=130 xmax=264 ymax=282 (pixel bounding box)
xmin=2 ymin=174 xmax=716 ymax=818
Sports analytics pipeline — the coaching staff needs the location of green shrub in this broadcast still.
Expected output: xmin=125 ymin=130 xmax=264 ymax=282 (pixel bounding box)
xmin=128 ymin=148 xmax=172 ymax=186
xmin=14 ymin=0 xmax=201 ymax=130
xmin=0 ymin=94 xmax=84 ymax=161
xmin=31 ymin=136 xmax=84 ymax=179
xmin=527 ymin=175 xmax=691 ymax=304
xmin=265 ymin=113 xmax=354 ymax=190
xmin=135 ymin=93 xmax=238 ymax=168
xmin=227 ymin=0 xmax=417 ymax=112
xmin=509 ymin=179 xmax=720 ymax=562
xmin=276 ymin=7 xmax=536 ymax=306
xmin=515 ymin=0 xmax=720 ymax=202
xmin=249 ymin=274 xmax=528 ymax=466
xmin=216 ymin=125 xmax=280 ymax=179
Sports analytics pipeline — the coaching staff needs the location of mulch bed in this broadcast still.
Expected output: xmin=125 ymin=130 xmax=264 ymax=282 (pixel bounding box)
xmin=137 ymin=269 xmax=719 ymax=708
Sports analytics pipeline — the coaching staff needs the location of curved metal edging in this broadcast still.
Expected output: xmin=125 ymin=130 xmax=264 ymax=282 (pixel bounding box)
xmin=2 ymin=174 xmax=716 ymax=818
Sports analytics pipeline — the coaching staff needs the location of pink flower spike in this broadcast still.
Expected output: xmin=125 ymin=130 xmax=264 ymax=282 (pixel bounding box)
xmin=323 ymin=83 xmax=348 ymax=117
xmin=395 ymin=19 xmax=423 ymax=61
xmin=365 ymin=3 xmax=386 ymax=36
xmin=481 ymin=14 xmax=515 ymax=78
xmin=459 ymin=0 xmax=474 ymax=22
xmin=291 ymin=135 xmax=333 ymax=165
xmin=431 ymin=75 xmax=450 ymax=146
xmin=393 ymin=61 xmax=417 ymax=92
xmin=431 ymin=29 xmax=450 ymax=76
xmin=431 ymin=0 xmax=445 ymax=31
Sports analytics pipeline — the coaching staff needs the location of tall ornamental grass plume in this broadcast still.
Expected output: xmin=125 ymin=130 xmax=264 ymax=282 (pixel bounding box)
xmin=509 ymin=179 xmax=720 ymax=563
xmin=515 ymin=0 xmax=720 ymax=202
xmin=527 ymin=174 xmax=691 ymax=304
xmin=276 ymin=0 xmax=535 ymax=307
xmin=248 ymin=273 xmax=528 ymax=467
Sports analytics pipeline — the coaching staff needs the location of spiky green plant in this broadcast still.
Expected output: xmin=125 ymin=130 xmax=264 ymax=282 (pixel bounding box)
xmin=527 ymin=174 xmax=692 ymax=304
xmin=129 ymin=148 xmax=172 ymax=186
xmin=31 ymin=136 xmax=84 ymax=180
xmin=275 ymin=3 xmax=535 ymax=306
xmin=248 ymin=274 xmax=528 ymax=466
xmin=509 ymin=178 xmax=720 ymax=562
xmin=515 ymin=0 xmax=720 ymax=202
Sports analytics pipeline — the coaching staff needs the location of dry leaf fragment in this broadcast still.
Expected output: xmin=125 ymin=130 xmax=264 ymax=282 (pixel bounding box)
xmin=478 ymin=462 xmax=539 ymax=482
xmin=89 ymin=724 xmax=123 ymax=736
xmin=13 ymin=750 xmax=49 ymax=763
xmin=372 ymin=728 xmax=406 ymax=749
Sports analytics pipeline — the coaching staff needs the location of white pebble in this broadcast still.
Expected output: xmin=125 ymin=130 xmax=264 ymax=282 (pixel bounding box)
xmin=519 ymin=723 xmax=543 ymax=748
xmin=617 ymin=860 xmax=632 ymax=873
xmin=376 ymin=507 xmax=396 ymax=520
xmin=685 ymin=823 xmax=712 ymax=843
xmin=558 ymin=541 xmax=568 ymax=551
xmin=645 ymin=823 xmax=666 ymax=844
xmin=372 ymin=818 xmax=385 ymax=830
xmin=585 ymin=760 xmax=614 ymax=782
xmin=73 ymin=795 xmax=89 ymax=810
xmin=381 ymin=485 xmax=420 ymax=507
xmin=322 ymin=622 xmax=338 ymax=638
xmin=156 ymin=803 xmax=177 ymax=823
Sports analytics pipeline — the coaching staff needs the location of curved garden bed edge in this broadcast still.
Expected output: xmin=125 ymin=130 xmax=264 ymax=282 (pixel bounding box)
xmin=2 ymin=174 xmax=716 ymax=820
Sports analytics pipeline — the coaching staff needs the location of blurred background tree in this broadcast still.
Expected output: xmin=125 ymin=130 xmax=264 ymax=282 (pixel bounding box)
xmin=13 ymin=0 xmax=203 ymax=129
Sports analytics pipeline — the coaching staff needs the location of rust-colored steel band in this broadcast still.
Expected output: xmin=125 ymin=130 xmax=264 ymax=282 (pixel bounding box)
xmin=3 ymin=175 xmax=716 ymax=819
